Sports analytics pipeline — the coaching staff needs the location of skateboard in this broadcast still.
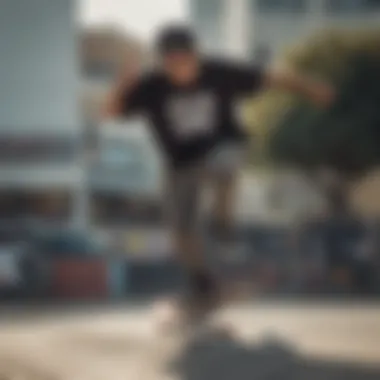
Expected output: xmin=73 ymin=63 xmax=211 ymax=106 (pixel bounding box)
xmin=152 ymin=279 xmax=254 ymax=340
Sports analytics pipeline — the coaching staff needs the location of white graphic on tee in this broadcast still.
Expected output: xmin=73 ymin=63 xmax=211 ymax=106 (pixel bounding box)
xmin=166 ymin=92 xmax=217 ymax=139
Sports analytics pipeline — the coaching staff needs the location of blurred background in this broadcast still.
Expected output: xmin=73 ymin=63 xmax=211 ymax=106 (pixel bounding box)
xmin=1 ymin=0 xmax=380 ymax=301
xmin=0 ymin=1 xmax=380 ymax=377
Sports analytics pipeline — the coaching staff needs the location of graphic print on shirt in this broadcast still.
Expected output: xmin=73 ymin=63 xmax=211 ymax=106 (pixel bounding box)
xmin=166 ymin=92 xmax=217 ymax=140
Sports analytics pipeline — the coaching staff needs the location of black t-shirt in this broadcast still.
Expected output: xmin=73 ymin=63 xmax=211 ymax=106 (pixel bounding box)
xmin=121 ymin=59 xmax=264 ymax=168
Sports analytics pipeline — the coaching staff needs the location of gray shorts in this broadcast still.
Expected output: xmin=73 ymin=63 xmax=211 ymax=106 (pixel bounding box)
xmin=165 ymin=143 xmax=246 ymax=233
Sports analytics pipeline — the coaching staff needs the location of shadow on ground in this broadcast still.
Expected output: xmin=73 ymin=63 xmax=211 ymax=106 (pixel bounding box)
xmin=169 ymin=331 xmax=380 ymax=380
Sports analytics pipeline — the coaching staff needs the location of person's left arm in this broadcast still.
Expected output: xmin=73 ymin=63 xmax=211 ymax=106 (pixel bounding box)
xmin=224 ymin=61 xmax=335 ymax=107
xmin=264 ymin=68 xmax=335 ymax=107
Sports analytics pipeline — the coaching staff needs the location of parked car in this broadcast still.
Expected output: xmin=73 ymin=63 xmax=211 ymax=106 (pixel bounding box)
xmin=90 ymin=122 xmax=164 ymax=225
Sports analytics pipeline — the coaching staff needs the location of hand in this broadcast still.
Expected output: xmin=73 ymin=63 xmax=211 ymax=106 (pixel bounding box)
xmin=102 ymin=62 xmax=141 ymax=120
xmin=307 ymin=82 xmax=335 ymax=108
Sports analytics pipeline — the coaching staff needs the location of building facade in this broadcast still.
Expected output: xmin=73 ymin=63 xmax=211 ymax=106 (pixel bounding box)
xmin=0 ymin=11 xmax=153 ymax=229
xmin=0 ymin=0 xmax=83 ymax=226
xmin=190 ymin=0 xmax=380 ymax=62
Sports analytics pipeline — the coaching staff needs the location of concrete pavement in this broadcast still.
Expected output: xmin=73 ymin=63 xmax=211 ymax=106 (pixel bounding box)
xmin=0 ymin=302 xmax=379 ymax=379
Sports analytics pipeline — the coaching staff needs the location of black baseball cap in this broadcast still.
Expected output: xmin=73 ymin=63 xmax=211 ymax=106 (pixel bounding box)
xmin=156 ymin=25 xmax=197 ymax=55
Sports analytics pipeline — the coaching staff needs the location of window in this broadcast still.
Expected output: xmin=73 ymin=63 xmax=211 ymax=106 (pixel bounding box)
xmin=326 ymin=0 xmax=380 ymax=12
xmin=257 ymin=0 xmax=307 ymax=12
xmin=193 ymin=0 xmax=222 ymax=20
xmin=192 ymin=0 xmax=223 ymax=49
xmin=0 ymin=136 xmax=78 ymax=164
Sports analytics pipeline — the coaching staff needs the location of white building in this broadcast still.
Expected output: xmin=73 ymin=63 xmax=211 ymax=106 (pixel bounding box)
xmin=0 ymin=0 xmax=83 ymax=227
xmin=0 ymin=8 xmax=152 ymax=230
xmin=190 ymin=0 xmax=380 ymax=62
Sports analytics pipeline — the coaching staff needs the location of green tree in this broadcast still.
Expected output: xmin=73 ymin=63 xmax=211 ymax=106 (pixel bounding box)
xmin=249 ymin=29 xmax=380 ymax=214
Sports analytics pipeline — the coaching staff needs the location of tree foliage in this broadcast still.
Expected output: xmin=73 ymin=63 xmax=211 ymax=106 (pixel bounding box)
xmin=248 ymin=29 xmax=380 ymax=180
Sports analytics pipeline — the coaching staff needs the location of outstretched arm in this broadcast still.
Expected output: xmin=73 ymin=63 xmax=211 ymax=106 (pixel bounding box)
xmin=264 ymin=68 xmax=335 ymax=107
xmin=219 ymin=60 xmax=334 ymax=107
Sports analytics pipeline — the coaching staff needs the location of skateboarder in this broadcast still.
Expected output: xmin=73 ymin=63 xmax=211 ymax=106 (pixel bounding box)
xmin=104 ymin=24 xmax=334 ymax=324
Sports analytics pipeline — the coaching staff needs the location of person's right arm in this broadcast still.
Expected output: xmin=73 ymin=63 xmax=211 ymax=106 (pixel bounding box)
xmin=102 ymin=66 xmax=149 ymax=121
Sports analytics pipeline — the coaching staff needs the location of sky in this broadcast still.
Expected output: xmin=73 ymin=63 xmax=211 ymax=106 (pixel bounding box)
xmin=80 ymin=0 xmax=188 ymax=41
